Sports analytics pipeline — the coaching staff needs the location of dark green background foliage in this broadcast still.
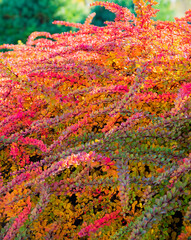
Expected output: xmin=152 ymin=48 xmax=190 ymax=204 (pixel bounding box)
xmin=0 ymin=0 xmax=88 ymax=45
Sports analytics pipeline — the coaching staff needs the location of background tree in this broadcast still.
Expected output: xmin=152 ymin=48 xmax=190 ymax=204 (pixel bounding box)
xmin=0 ymin=0 xmax=88 ymax=45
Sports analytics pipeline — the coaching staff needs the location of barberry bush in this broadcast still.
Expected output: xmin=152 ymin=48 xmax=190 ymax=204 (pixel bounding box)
xmin=0 ymin=0 xmax=191 ymax=239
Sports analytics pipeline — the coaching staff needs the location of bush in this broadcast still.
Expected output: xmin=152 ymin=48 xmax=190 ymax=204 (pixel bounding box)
xmin=0 ymin=0 xmax=191 ymax=239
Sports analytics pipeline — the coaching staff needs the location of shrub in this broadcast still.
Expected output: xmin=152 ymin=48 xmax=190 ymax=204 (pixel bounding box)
xmin=0 ymin=0 xmax=191 ymax=239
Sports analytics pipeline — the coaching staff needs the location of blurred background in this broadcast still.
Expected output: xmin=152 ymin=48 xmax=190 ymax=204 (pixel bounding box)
xmin=170 ymin=0 xmax=191 ymax=17
xmin=0 ymin=0 xmax=191 ymax=45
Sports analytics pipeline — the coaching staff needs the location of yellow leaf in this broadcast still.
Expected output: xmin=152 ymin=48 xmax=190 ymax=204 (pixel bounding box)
xmin=132 ymin=200 xmax=138 ymax=214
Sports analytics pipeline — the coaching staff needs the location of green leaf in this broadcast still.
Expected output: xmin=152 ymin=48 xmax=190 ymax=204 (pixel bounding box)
xmin=167 ymin=191 xmax=172 ymax=199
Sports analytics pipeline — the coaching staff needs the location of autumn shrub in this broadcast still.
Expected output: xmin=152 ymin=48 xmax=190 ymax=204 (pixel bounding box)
xmin=0 ymin=0 xmax=191 ymax=239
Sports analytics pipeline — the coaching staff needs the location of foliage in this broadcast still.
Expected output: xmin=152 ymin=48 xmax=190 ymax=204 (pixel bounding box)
xmin=84 ymin=0 xmax=135 ymax=27
xmin=81 ymin=0 xmax=175 ymax=27
xmin=0 ymin=0 xmax=88 ymax=45
xmin=0 ymin=0 xmax=191 ymax=239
